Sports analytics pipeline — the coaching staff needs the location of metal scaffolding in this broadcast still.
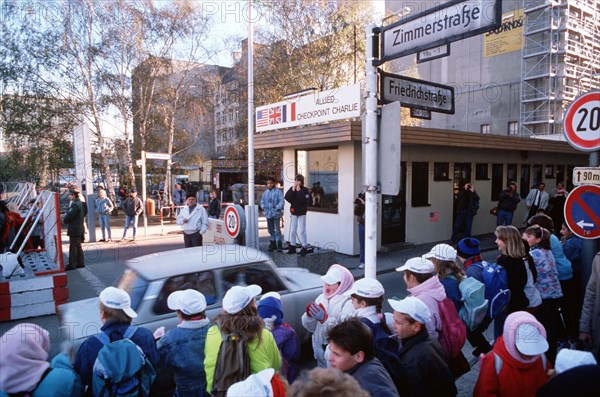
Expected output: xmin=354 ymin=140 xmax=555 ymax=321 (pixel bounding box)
xmin=521 ymin=0 xmax=600 ymax=136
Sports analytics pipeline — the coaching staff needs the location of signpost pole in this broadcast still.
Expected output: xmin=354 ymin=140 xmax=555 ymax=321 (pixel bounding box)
xmin=246 ymin=0 xmax=258 ymax=249
xmin=364 ymin=24 xmax=379 ymax=279
xmin=141 ymin=150 xmax=148 ymax=237
xmin=582 ymin=151 xmax=600 ymax=290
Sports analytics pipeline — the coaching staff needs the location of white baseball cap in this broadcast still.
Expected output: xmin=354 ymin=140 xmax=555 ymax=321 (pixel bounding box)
xmin=227 ymin=368 xmax=274 ymax=397
xmin=424 ymin=244 xmax=457 ymax=261
xmin=167 ymin=289 xmax=207 ymax=315
xmin=346 ymin=278 xmax=385 ymax=298
xmin=222 ymin=285 xmax=262 ymax=314
xmin=388 ymin=296 xmax=431 ymax=325
xmin=515 ymin=323 xmax=549 ymax=356
xmin=396 ymin=257 xmax=435 ymax=274
xmin=555 ymin=349 xmax=597 ymax=374
xmin=321 ymin=266 xmax=343 ymax=285
xmin=99 ymin=287 xmax=137 ymax=319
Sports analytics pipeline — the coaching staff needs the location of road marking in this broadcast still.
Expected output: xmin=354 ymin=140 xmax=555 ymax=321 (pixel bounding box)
xmin=77 ymin=267 xmax=106 ymax=295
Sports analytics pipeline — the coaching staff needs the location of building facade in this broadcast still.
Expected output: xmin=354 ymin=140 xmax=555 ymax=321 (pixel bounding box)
xmin=385 ymin=0 xmax=600 ymax=136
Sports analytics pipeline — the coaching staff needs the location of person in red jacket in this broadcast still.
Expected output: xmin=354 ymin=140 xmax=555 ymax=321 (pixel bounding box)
xmin=474 ymin=311 xmax=552 ymax=397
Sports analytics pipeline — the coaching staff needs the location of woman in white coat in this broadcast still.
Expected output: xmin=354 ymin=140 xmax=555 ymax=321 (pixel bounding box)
xmin=302 ymin=264 xmax=355 ymax=367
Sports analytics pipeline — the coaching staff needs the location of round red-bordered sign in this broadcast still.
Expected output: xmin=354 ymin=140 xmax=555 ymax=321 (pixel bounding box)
xmin=563 ymin=185 xmax=600 ymax=239
xmin=224 ymin=206 xmax=241 ymax=238
xmin=563 ymin=90 xmax=600 ymax=152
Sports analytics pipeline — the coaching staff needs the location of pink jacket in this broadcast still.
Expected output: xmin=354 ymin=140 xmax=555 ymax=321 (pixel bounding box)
xmin=408 ymin=275 xmax=447 ymax=338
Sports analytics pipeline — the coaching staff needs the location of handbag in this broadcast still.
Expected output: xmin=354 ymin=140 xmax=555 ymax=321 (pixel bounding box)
xmin=489 ymin=207 xmax=498 ymax=216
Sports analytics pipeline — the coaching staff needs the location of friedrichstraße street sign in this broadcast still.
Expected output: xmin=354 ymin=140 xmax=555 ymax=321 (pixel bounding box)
xmin=563 ymin=90 xmax=600 ymax=152
xmin=564 ymin=185 xmax=600 ymax=239
xmin=379 ymin=0 xmax=501 ymax=62
xmin=573 ymin=167 xmax=600 ymax=186
xmin=379 ymin=71 xmax=455 ymax=114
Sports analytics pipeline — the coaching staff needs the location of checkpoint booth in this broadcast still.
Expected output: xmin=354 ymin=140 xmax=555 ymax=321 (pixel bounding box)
xmin=0 ymin=190 xmax=67 ymax=321
xmin=255 ymin=120 xmax=589 ymax=257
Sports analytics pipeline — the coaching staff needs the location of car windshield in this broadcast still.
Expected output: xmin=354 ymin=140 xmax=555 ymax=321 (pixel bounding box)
xmin=116 ymin=269 xmax=149 ymax=310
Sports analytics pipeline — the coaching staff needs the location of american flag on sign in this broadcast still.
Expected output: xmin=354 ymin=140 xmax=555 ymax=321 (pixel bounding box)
xmin=256 ymin=108 xmax=269 ymax=128
xmin=429 ymin=211 xmax=439 ymax=222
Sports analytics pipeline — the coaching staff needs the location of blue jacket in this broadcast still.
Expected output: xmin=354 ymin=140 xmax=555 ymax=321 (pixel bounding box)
xmin=271 ymin=323 xmax=301 ymax=383
xmin=74 ymin=321 xmax=159 ymax=388
xmin=261 ymin=187 xmax=284 ymax=219
xmin=562 ymin=235 xmax=583 ymax=271
xmin=550 ymin=234 xmax=573 ymax=281
xmin=464 ymin=257 xmax=485 ymax=282
xmin=440 ymin=276 xmax=462 ymax=313
xmin=0 ymin=354 xmax=84 ymax=397
xmin=173 ymin=189 xmax=187 ymax=206
xmin=347 ymin=358 xmax=400 ymax=397
xmin=157 ymin=320 xmax=210 ymax=397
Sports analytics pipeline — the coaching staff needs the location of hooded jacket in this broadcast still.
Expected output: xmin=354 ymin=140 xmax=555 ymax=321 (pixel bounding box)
xmin=407 ymin=275 xmax=447 ymax=338
xmin=474 ymin=312 xmax=551 ymax=397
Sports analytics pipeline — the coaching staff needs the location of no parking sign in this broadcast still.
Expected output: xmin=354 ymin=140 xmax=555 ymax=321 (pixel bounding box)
xmin=564 ymin=185 xmax=600 ymax=239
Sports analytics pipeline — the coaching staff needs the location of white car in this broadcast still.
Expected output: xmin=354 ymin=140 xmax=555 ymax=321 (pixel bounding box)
xmin=58 ymin=245 xmax=323 ymax=354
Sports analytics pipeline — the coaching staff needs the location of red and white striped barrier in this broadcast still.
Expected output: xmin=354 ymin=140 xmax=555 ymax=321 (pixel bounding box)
xmin=0 ymin=273 xmax=68 ymax=321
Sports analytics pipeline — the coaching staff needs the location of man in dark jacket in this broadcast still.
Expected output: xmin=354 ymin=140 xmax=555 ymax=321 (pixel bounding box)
xmin=64 ymin=189 xmax=85 ymax=270
xmin=388 ymin=296 xmax=457 ymax=397
xmin=284 ymin=174 xmax=311 ymax=256
xmin=120 ymin=189 xmax=143 ymax=241
xmin=497 ymin=181 xmax=521 ymax=226
xmin=450 ymin=180 xmax=480 ymax=243
xmin=327 ymin=318 xmax=399 ymax=397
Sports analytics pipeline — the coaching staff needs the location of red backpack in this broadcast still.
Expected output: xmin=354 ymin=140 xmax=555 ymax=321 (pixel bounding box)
xmin=437 ymin=297 xmax=467 ymax=359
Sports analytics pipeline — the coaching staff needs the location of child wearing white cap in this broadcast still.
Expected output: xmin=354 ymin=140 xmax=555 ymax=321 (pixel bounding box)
xmin=347 ymin=278 xmax=392 ymax=343
xmin=387 ymin=296 xmax=457 ymax=397
xmin=536 ymin=349 xmax=600 ymax=397
xmin=73 ymin=287 xmax=160 ymax=389
xmin=423 ymin=244 xmax=464 ymax=312
xmin=474 ymin=311 xmax=551 ymax=397
xmin=396 ymin=257 xmax=446 ymax=339
xmin=204 ymin=285 xmax=280 ymax=394
xmin=155 ymin=289 xmax=211 ymax=396
xmin=301 ymin=264 xmax=355 ymax=368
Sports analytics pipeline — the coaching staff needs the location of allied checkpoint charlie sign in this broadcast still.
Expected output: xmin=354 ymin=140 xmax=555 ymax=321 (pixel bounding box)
xmin=255 ymin=84 xmax=361 ymax=133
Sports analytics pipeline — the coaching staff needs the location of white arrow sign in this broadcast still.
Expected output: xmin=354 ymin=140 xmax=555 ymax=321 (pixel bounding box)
xmin=577 ymin=220 xmax=595 ymax=228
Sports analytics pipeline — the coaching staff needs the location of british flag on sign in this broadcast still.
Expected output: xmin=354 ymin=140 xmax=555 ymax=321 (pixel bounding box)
xmin=268 ymin=105 xmax=287 ymax=125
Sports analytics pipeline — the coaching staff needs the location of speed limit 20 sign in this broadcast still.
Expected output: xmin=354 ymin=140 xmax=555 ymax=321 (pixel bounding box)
xmin=563 ymin=90 xmax=600 ymax=152
xmin=224 ymin=205 xmax=246 ymax=239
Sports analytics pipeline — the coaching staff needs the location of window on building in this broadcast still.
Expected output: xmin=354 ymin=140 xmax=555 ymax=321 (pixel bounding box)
xmin=556 ymin=165 xmax=565 ymax=184
xmin=481 ymin=124 xmax=490 ymax=134
xmin=533 ymin=164 xmax=543 ymax=185
xmin=508 ymin=121 xmax=519 ymax=135
xmin=296 ymin=148 xmax=338 ymax=212
xmin=520 ymin=164 xmax=531 ymax=197
xmin=434 ymin=163 xmax=450 ymax=181
xmin=491 ymin=163 xmax=504 ymax=200
xmin=545 ymin=165 xmax=555 ymax=179
xmin=411 ymin=162 xmax=429 ymax=207
xmin=507 ymin=164 xmax=518 ymax=186
xmin=476 ymin=163 xmax=489 ymax=180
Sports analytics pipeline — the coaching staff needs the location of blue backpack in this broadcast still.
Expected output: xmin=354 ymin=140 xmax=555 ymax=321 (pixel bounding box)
xmin=360 ymin=317 xmax=392 ymax=344
xmin=92 ymin=326 xmax=156 ymax=397
xmin=458 ymin=277 xmax=488 ymax=331
xmin=473 ymin=261 xmax=511 ymax=319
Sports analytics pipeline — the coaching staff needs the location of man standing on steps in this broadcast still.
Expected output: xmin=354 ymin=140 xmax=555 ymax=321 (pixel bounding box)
xmin=285 ymin=174 xmax=311 ymax=256
xmin=121 ymin=188 xmax=143 ymax=242
xmin=63 ymin=188 xmax=85 ymax=270
xmin=261 ymin=176 xmax=284 ymax=252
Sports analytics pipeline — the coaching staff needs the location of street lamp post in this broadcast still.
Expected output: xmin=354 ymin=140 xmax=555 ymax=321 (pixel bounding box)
xmin=246 ymin=0 xmax=258 ymax=248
